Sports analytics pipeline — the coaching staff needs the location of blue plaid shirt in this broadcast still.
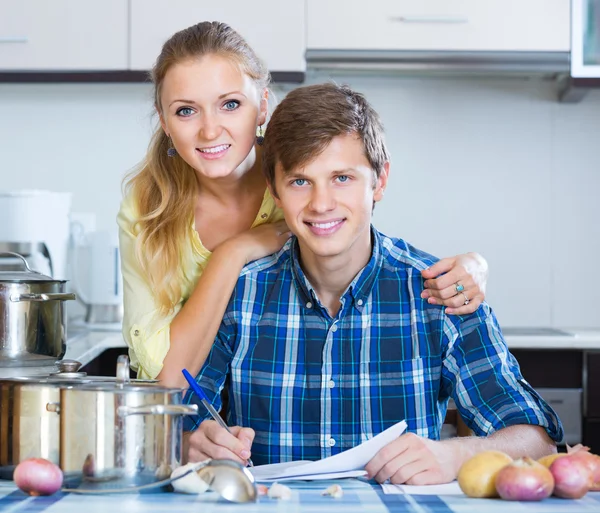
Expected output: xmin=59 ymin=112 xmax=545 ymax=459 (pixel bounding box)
xmin=184 ymin=228 xmax=563 ymax=465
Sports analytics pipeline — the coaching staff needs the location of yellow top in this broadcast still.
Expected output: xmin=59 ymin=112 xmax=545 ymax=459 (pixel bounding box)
xmin=117 ymin=188 xmax=284 ymax=379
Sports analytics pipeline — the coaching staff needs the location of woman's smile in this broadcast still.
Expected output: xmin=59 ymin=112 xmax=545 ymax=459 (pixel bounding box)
xmin=196 ymin=144 xmax=231 ymax=159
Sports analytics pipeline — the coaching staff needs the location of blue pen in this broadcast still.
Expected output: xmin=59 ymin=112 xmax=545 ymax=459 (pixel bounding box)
xmin=182 ymin=369 xmax=254 ymax=467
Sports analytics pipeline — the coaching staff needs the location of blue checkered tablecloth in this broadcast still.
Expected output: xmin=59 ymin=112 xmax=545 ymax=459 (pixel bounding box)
xmin=1 ymin=479 xmax=599 ymax=513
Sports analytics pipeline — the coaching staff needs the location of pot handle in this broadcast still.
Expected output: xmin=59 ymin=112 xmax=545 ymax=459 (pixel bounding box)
xmin=10 ymin=292 xmax=77 ymax=302
xmin=46 ymin=402 xmax=60 ymax=414
xmin=117 ymin=404 xmax=199 ymax=417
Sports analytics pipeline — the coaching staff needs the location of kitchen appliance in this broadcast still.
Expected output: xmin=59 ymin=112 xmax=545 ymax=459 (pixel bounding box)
xmin=0 ymin=252 xmax=76 ymax=367
xmin=0 ymin=190 xmax=72 ymax=280
xmin=72 ymin=229 xmax=123 ymax=326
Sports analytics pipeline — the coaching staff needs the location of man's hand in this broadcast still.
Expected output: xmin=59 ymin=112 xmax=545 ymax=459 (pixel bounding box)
xmin=185 ymin=420 xmax=255 ymax=466
xmin=365 ymin=433 xmax=460 ymax=485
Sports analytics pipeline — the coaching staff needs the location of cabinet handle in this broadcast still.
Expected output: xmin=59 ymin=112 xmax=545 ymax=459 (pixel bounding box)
xmin=0 ymin=37 xmax=29 ymax=44
xmin=389 ymin=16 xmax=468 ymax=24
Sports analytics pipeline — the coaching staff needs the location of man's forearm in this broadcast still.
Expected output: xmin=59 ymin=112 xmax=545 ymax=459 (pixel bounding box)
xmin=443 ymin=425 xmax=556 ymax=476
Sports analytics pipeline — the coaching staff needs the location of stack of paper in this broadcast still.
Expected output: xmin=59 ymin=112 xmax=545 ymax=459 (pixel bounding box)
xmin=250 ymin=420 xmax=407 ymax=482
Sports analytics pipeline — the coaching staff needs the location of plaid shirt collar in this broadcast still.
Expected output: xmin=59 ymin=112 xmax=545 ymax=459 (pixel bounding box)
xmin=289 ymin=226 xmax=383 ymax=315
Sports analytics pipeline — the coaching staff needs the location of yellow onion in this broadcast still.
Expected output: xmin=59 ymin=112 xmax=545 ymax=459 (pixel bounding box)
xmin=495 ymin=457 xmax=554 ymax=501
xmin=457 ymin=450 xmax=513 ymax=498
xmin=538 ymin=453 xmax=566 ymax=468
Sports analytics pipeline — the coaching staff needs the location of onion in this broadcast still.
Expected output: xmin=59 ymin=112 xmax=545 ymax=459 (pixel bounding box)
xmin=494 ymin=457 xmax=554 ymax=501
xmin=537 ymin=453 xmax=566 ymax=468
xmin=568 ymin=451 xmax=600 ymax=492
xmin=457 ymin=450 xmax=513 ymax=498
xmin=14 ymin=458 xmax=63 ymax=496
xmin=549 ymin=455 xmax=591 ymax=499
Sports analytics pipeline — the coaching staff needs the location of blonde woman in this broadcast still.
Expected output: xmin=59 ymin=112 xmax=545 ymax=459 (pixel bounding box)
xmin=118 ymin=22 xmax=489 ymax=388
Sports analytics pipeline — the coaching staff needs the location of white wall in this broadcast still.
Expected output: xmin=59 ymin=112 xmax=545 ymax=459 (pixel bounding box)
xmin=0 ymin=76 xmax=599 ymax=328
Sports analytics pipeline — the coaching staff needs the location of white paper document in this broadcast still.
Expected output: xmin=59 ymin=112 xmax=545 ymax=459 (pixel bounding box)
xmin=381 ymin=481 xmax=464 ymax=495
xmin=250 ymin=420 xmax=407 ymax=482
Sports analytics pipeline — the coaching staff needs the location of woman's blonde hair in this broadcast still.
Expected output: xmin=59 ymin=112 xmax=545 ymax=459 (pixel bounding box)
xmin=125 ymin=21 xmax=270 ymax=313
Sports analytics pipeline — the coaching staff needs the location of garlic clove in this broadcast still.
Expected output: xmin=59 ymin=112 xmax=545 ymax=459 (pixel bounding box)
xmin=267 ymin=482 xmax=292 ymax=500
xmin=170 ymin=462 xmax=211 ymax=495
xmin=321 ymin=484 xmax=343 ymax=498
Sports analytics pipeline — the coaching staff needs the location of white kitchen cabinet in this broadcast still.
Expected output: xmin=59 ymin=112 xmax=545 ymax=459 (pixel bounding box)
xmin=0 ymin=0 xmax=128 ymax=70
xmin=307 ymin=0 xmax=570 ymax=52
xmin=130 ymin=0 xmax=305 ymax=74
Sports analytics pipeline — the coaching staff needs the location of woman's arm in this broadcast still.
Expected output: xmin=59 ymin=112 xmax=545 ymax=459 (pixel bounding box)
xmin=159 ymin=222 xmax=290 ymax=388
xmin=119 ymin=192 xmax=289 ymax=386
xmin=421 ymin=252 xmax=489 ymax=315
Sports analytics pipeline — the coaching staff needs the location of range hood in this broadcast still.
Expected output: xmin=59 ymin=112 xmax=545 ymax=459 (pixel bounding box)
xmin=306 ymin=48 xmax=599 ymax=102
xmin=306 ymin=49 xmax=570 ymax=78
xmin=305 ymin=0 xmax=600 ymax=103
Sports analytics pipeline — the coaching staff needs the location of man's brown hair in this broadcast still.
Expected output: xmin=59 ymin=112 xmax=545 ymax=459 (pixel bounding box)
xmin=262 ymin=82 xmax=390 ymax=197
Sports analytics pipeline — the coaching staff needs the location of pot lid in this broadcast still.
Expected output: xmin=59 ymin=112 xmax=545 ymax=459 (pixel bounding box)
xmin=0 ymin=360 xmax=159 ymax=386
xmin=0 ymin=251 xmax=61 ymax=282
xmin=0 ymin=375 xmax=159 ymax=387
xmin=72 ymin=382 xmax=179 ymax=393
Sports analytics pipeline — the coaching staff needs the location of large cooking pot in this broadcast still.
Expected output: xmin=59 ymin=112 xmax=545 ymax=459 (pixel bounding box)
xmin=56 ymin=382 xmax=198 ymax=486
xmin=0 ymin=357 xmax=159 ymax=478
xmin=0 ymin=252 xmax=76 ymax=366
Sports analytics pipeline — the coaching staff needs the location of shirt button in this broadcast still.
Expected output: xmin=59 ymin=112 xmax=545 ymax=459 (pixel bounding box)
xmin=261 ymin=213 xmax=268 ymax=219
xmin=306 ymin=302 xmax=313 ymax=309
xmin=133 ymin=330 xmax=139 ymax=336
xmin=328 ymin=438 xmax=336 ymax=447
xmin=357 ymin=299 xmax=364 ymax=306
xmin=331 ymin=324 xmax=338 ymax=333
xmin=328 ymin=380 xmax=335 ymax=389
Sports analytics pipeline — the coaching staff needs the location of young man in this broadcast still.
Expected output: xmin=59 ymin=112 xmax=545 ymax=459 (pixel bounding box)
xmin=183 ymin=83 xmax=562 ymax=485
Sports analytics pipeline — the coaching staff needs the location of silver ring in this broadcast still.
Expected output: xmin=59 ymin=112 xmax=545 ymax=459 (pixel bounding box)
xmin=455 ymin=283 xmax=464 ymax=293
xmin=461 ymin=292 xmax=470 ymax=305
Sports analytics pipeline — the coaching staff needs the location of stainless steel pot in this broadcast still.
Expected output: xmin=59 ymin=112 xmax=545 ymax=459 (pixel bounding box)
xmin=0 ymin=374 xmax=87 ymax=474
xmin=56 ymin=383 xmax=198 ymax=486
xmin=0 ymin=252 xmax=76 ymax=366
xmin=0 ymin=358 xmax=158 ymax=477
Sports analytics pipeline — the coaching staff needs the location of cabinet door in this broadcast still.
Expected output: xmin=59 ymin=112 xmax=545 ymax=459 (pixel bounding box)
xmin=583 ymin=419 xmax=600 ymax=454
xmin=586 ymin=352 xmax=600 ymax=417
xmin=0 ymin=0 xmax=128 ymax=70
xmin=307 ymin=0 xmax=569 ymax=52
xmin=130 ymin=0 xmax=305 ymax=72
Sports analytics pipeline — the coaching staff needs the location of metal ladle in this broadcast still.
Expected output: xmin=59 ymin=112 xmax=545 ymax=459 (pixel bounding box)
xmin=62 ymin=459 xmax=258 ymax=503
xmin=196 ymin=459 xmax=258 ymax=503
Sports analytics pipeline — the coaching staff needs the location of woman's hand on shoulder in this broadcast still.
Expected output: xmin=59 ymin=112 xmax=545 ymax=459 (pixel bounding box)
xmin=420 ymin=252 xmax=488 ymax=315
xmin=223 ymin=220 xmax=292 ymax=265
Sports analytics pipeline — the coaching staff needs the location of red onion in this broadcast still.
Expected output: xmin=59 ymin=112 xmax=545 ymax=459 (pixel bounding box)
xmin=549 ymin=455 xmax=591 ymax=499
xmin=13 ymin=458 xmax=63 ymax=496
xmin=495 ymin=457 xmax=554 ymax=501
xmin=568 ymin=451 xmax=600 ymax=492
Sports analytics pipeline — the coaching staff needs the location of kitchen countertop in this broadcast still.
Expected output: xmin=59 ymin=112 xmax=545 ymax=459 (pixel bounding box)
xmin=503 ymin=328 xmax=600 ymax=349
xmin=0 ymin=328 xmax=126 ymax=379
xmin=1 ymin=478 xmax=599 ymax=513
xmin=2 ymin=326 xmax=600 ymax=380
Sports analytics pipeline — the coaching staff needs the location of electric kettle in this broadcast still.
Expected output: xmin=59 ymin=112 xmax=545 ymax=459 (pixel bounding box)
xmin=72 ymin=230 xmax=123 ymax=325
